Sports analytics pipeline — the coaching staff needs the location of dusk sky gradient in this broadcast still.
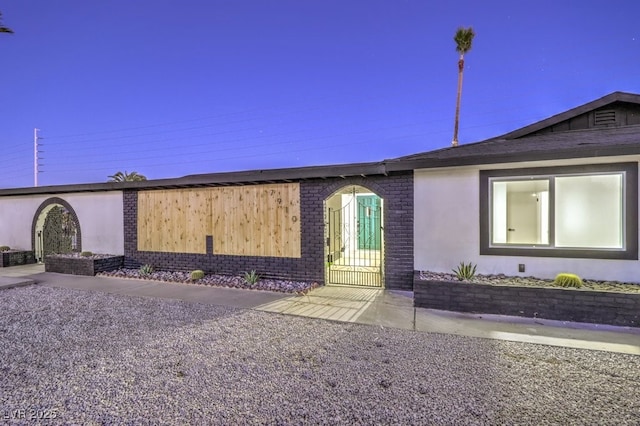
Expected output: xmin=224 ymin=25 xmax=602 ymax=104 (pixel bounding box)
xmin=1 ymin=1 xmax=639 ymax=188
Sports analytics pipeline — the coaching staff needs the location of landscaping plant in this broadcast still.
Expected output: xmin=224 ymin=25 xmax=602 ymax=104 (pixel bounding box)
xmin=452 ymin=261 xmax=477 ymax=281
xmin=554 ymin=273 xmax=583 ymax=288
xmin=243 ymin=270 xmax=260 ymax=285
xmin=0 ymin=245 xmax=10 ymax=252
xmin=139 ymin=264 xmax=154 ymax=276
xmin=190 ymin=270 xmax=205 ymax=281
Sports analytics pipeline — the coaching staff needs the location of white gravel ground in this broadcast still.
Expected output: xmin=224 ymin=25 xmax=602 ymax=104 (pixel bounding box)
xmin=1 ymin=285 xmax=639 ymax=425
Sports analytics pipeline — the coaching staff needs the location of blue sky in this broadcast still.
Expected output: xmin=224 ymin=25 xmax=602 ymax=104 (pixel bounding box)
xmin=1 ymin=1 xmax=639 ymax=188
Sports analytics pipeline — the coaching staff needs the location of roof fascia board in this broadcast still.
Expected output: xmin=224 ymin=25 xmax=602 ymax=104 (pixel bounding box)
xmin=387 ymin=145 xmax=640 ymax=171
xmin=0 ymin=162 xmax=389 ymax=196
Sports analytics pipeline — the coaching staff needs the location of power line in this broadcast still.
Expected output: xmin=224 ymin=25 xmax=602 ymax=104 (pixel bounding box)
xmin=43 ymin=91 xmax=414 ymax=141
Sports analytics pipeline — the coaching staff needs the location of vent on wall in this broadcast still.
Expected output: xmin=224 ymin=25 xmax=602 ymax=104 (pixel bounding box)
xmin=594 ymin=110 xmax=617 ymax=126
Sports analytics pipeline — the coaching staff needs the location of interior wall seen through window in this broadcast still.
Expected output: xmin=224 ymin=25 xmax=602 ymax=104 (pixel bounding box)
xmin=492 ymin=180 xmax=549 ymax=245
xmin=555 ymin=174 xmax=623 ymax=248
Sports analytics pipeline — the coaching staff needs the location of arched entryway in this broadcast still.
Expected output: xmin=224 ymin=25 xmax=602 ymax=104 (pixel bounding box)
xmin=32 ymin=198 xmax=81 ymax=262
xmin=324 ymin=185 xmax=384 ymax=287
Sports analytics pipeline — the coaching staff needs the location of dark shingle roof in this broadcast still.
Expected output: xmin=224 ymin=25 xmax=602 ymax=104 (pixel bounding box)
xmin=386 ymin=125 xmax=640 ymax=170
xmin=0 ymin=161 xmax=392 ymax=196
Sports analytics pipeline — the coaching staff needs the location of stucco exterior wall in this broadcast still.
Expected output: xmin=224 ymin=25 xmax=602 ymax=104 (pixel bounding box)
xmin=0 ymin=196 xmax=44 ymax=250
xmin=0 ymin=192 xmax=124 ymax=255
xmin=414 ymin=156 xmax=640 ymax=283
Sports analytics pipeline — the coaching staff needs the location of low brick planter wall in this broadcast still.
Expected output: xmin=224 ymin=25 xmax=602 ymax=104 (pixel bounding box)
xmin=414 ymin=272 xmax=640 ymax=327
xmin=1 ymin=251 xmax=36 ymax=267
xmin=45 ymin=255 xmax=124 ymax=276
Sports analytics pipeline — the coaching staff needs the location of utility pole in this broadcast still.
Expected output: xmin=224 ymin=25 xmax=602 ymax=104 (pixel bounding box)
xmin=34 ymin=128 xmax=42 ymax=187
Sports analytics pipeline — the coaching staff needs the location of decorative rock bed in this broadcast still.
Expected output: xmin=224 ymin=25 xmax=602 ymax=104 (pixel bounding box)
xmin=98 ymin=268 xmax=320 ymax=295
xmin=45 ymin=253 xmax=124 ymax=276
xmin=414 ymin=271 xmax=640 ymax=327
xmin=0 ymin=250 xmax=36 ymax=267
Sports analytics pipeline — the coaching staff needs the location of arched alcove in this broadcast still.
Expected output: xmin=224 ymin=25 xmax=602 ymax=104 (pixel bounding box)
xmin=324 ymin=184 xmax=384 ymax=287
xmin=31 ymin=197 xmax=81 ymax=262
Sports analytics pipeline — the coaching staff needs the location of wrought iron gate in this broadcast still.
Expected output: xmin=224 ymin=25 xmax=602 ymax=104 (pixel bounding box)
xmin=327 ymin=194 xmax=383 ymax=287
xmin=35 ymin=205 xmax=79 ymax=262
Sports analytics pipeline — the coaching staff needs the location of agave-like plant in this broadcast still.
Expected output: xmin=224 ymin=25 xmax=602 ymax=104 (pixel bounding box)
xmin=139 ymin=264 xmax=154 ymax=276
xmin=452 ymin=261 xmax=477 ymax=281
xmin=243 ymin=270 xmax=260 ymax=285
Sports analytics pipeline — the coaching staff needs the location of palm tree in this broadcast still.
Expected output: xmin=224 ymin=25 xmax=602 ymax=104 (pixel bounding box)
xmin=0 ymin=12 xmax=13 ymax=34
xmin=108 ymin=171 xmax=147 ymax=182
xmin=452 ymin=26 xmax=475 ymax=147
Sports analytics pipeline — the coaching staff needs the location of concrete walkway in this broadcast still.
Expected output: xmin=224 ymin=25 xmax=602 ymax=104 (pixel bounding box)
xmin=2 ymin=264 xmax=640 ymax=355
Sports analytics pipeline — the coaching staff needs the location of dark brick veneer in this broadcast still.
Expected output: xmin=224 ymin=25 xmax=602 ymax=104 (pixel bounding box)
xmin=414 ymin=273 xmax=640 ymax=327
xmin=123 ymin=172 xmax=414 ymax=290
xmin=44 ymin=255 xmax=124 ymax=276
xmin=1 ymin=251 xmax=36 ymax=267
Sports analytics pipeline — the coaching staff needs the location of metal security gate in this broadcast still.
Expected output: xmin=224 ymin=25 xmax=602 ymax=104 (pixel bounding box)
xmin=35 ymin=205 xmax=79 ymax=262
xmin=327 ymin=192 xmax=383 ymax=287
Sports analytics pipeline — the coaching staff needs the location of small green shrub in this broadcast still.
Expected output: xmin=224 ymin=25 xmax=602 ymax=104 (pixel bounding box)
xmin=139 ymin=264 xmax=154 ymax=276
xmin=80 ymin=251 xmax=93 ymax=257
xmin=452 ymin=262 xmax=477 ymax=281
xmin=0 ymin=246 xmax=10 ymax=252
xmin=554 ymin=273 xmax=583 ymax=288
xmin=190 ymin=269 xmax=205 ymax=281
xmin=243 ymin=270 xmax=260 ymax=285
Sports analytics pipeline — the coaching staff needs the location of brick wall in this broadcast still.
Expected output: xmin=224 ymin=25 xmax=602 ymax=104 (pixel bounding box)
xmin=44 ymin=255 xmax=124 ymax=276
xmin=123 ymin=172 xmax=414 ymax=289
xmin=314 ymin=174 xmax=414 ymax=290
xmin=1 ymin=251 xmax=36 ymax=267
xmin=414 ymin=274 xmax=640 ymax=327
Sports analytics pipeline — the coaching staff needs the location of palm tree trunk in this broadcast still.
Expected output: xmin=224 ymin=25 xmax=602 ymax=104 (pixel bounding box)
xmin=452 ymin=56 xmax=465 ymax=147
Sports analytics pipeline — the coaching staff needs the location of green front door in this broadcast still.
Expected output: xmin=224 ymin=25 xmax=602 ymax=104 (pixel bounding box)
xmin=357 ymin=195 xmax=381 ymax=250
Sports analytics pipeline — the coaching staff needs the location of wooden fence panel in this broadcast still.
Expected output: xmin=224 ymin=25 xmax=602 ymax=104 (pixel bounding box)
xmin=137 ymin=183 xmax=301 ymax=257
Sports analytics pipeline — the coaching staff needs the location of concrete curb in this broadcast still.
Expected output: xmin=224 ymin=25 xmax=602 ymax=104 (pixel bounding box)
xmin=0 ymin=276 xmax=35 ymax=290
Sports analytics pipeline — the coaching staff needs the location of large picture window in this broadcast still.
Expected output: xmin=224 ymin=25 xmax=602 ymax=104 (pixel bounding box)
xmin=480 ymin=163 xmax=637 ymax=259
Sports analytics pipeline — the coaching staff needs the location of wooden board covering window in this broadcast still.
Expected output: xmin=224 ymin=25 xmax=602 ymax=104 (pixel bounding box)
xmin=137 ymin=183 xmax=301 ymax=257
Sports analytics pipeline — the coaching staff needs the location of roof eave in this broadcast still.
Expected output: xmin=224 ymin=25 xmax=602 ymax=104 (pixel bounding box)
xmin=387 ymin=145 xmax=640 ymax=171
xmin=0 ymin=161 xmax=391 ymax=196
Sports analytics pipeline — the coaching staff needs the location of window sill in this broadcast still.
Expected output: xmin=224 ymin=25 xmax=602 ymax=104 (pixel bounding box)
xmin=481 ymin=246 xmax=636 ymax=260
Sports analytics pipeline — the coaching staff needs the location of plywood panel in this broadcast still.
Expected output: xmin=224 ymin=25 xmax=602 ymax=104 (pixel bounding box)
xmin=209 ymin=183 xmax=300 ymax=257
xmin=137 ymin=191 xmax=167 ymax=252
xmin=137 ymin=183 xmax=301 ymax=257
xmin=211 ymin=188 xmax=226 ymax=255
xmin=136 ymin=192 xmax=151 ymax=250
xmin=138 ymin=189 xmax=209 ymax=254
xmin=184 ymin=189 xmax=212 ymax=253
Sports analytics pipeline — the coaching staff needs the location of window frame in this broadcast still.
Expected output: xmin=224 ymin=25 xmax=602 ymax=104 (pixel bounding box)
xmin=479 ymin=162 xmax=638 ymax=260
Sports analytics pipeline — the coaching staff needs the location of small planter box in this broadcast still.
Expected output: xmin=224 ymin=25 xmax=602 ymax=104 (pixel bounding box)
xmin=45 ymin=255 xmax=124 ymax=276
xmin=414 ymin=272 xmax=640 ymax=327
xmin=1 ymin=250 xmax=36 ymax=267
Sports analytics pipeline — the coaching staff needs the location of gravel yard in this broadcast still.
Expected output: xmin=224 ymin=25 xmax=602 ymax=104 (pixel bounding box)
xmin=1 ymin=285 xmax=639 ymax=425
